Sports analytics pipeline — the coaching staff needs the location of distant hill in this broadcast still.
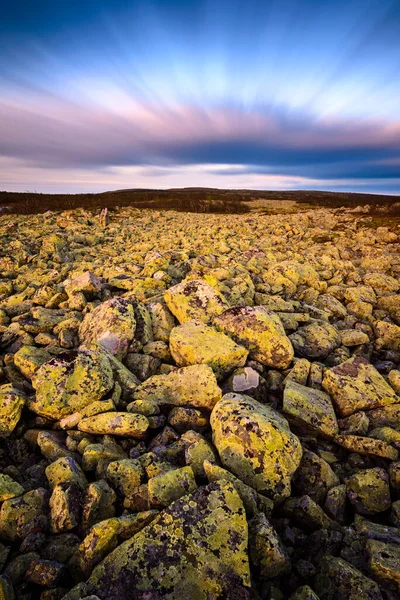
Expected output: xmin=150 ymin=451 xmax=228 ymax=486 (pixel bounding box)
xmin=0 ymin=187 xmax=399 ymax=215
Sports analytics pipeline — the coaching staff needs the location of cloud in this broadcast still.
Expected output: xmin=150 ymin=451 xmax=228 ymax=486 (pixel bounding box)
xmin=1 ymin=95 xmax=400 ymax=185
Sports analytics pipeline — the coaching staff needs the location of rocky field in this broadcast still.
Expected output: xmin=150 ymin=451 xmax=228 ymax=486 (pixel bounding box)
xmin=0 ymin=204 xmax=400 ymax=600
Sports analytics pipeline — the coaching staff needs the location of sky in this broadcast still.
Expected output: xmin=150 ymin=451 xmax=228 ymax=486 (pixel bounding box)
xmin=1 ymin=0 xmax=400 ymax=195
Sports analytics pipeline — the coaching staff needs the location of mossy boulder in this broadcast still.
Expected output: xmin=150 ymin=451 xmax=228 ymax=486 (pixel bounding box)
xmin=132 ymin=364 xmax=222 ymax=411
xmin=169 ymin=321 xmax=248 ymax=379
xmin=366 ymin=539 xmax=400 ymax=593
xmin=85 ymin=481 xmax=251 ymax=599
xmin=283 ymin=380 xmax=338 ymax=439
xmin=0 ymin=384 xmax=26 ymax=437
xmin=322 ymin=357 xmax=399 ymax=417
xmin=211 ymin=393 xmax=302 ymax=503
xmin=214 ymin=305 xmax=293 ymax=369
xmin=46 ymin=457 xmax=88 ymax=490
xmin=79 ymin=298 xmax=136 ymax=359
xmin=164 ymin=279 xmax=228 ymax=324
xmin=106 ymin=459 xmax=143 ymax=497
xmin=30 ymin=350 xmax=114 ymax=420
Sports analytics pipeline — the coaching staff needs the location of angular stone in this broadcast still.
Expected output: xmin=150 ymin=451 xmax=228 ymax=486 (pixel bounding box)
xmin=214 ymin=305 xmax=294 ymax=369
xmin=49 ymin=482 xmax=82 ymax=533
xmin=283 ymin=380 xmax=338 ymax=439
xmin=164 ymin=279 xmax=228 ymax=324
xmin=64 ymin=271 xmax=102 ymax=297
xmin=289 ymin=323 xmax=341 ymax=360
xmin=25 ymin=559 xmax=65 ymax=587
xmin=45 ymin=457 xmax=87 ymax=491
xmin=248 ymin=513 xmax=290 ymax=578
xmin=315 ymin=556 xmax=383 ymax=600
xmin=132 ymin=364 xmax=222 ymax=411
xmin=341 ymin=330 xmax=369 ymax=346
xmin=282 ymin=495 xmax=333 ymax=531
xmin=169 ymin=321 xmax=248 ymax=379
xmin=0 ymin=384 xmax=26 ymax=437
xmin=366 ymin=539 xmax=400 ymax=593
xmin=106 ymin=459 xmax=143 ymax=497
xmin=86 ymin=481 xmax=250 ymax=599
xmin=211 ymin=393 xmax=302 ymax=503
xmin=346 ymin=468 xmax=391 ymax=515
xmin=78 ymin=412 xmax=149 ymax=438
xmin=322 ymin=357 xmax=399 ymax=417
xmin=148 ymin=466 xmax=197 ymax=508
xmin=0 ymin=473 xmax=24 ymax=502
xmin=30 ymin=350 xmax=114 ymax=420
xmin=0 ymin=488 xmax=49 ymax=542
xmin=14 ymin=345 xmax=52 ymax=379
xmin=79 ymin=298 xmax=136 ymax=359
xmin=69 ymin=518 xmax=121 ymax=579
xmin=367 ymin=404 xmax=400 ymax=429
xmin=334 ymin=434 xmax=398 ymax=460
xmin=81 ymin=480 xmax=116 ymax=532
xmin=293 ymin=450 xmax=339 ymax=505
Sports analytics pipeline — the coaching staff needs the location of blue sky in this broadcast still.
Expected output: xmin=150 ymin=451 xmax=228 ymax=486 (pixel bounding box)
xmin=1 ymin=0 xmax=399 ymax=194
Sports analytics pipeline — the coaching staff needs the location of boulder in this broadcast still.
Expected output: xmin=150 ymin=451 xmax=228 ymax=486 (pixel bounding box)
xmin=79 ymin=298 xmax=136 ymax=359
xmin=289 ymin=323 xmax=341 ymax=359
xmin=211 ymin=393 xmax=302 ymax=503
xmin=164 ymin=279 xmax=228 ymax=324
xmin=283 ymin=380 xmax=338 ymax=439
xmin=213 ymin=305 xmax=294 ymax=369
xmin=169 ymin=321 xmax=248 ymax=379
xmin=132 ymin=364 xmax=222 ymax=411
xmin=85 ymin=482 xmax=251 ymax=599
xmin=0 ymin=384 xmax=26 ymax=437
xmin=30 ymin=350 xmax=114 ymax=420
xmin=322 ymin=357 xmax=399 ymax=417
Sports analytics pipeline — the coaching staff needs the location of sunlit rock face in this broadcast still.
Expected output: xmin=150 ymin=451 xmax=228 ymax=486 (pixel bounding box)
xmin=0 ymin=202 xmax=400 ymax=600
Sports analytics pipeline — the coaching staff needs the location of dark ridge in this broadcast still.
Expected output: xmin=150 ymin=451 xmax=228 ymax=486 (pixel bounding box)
xmin=0 ymin=188 xmax=399 ymax=215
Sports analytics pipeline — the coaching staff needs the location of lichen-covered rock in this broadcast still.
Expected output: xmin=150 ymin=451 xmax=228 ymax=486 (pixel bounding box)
xmin=78 ymin=412 xmax=149 ymax=438
xmin=14 ymin=345 xmax=52 ymax=379
xmin=164 ymin=279 xmax=228 ymax=324
xmin=169 ymin=321 xmax=248 ymax=379
xmin=293 ymin=450 xmax=339 ymax=505
xmin=69 ymin=518 xmax=121 ymax=579
xmin=79 ymin=298 xmax=136 ymax=358
xmin=132 ymin=364 xmax=222 ymax=411
xmin=64 ymin=271 xmax=102 ymax=297
xmin=289 ymin=322 xmax=341 ymax=359
xmin=282 ymin=495 xmax=333 ymax=531
xmin=0 ymin=488 xmax=49 ymax=542
xmin=341 ymin=329 xmax=369 ymax=346
xmin=106 ymin=459 xmax=143 ymax=497
xmin=334 ymin=434 xmax=398 ymax=460
xmin=45 ymin=457 xmax=87 ymax=490
xmin=366 ymin=540 xmax=400 ymax=593
xmin=211 ymin=393 xmax=302 ymax=503
xmin=0 ymin=384 xmax=26 ymax=437
xmin=213 ymin=305 xmax=294 ymax=369
xmin=250 ymin=514 xmax=290 ymax=580
xmin=0 ymin=473 xmax=24 ymax=502
xmin=81 ymin=480 xmax=116 ymax=532
xmin=85 ymin=481 xmax=251 ymax=599
xmin=322 ymin=357 xmax=399 ymax=417
xmin=346 ymin=468 xmax=391 ymax=515
xmin=148 ymin=466 xmax=197 ymax=507
xmin=283 ymin=380 xmax=338 ymax=439
xmin=30 ymin=350 xmax=113 ymax=420
xmin=49 ymin=482 xmax=82 ymax=533
xmin=314 ymin=556 xmax=383 ymax=600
